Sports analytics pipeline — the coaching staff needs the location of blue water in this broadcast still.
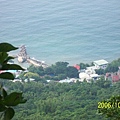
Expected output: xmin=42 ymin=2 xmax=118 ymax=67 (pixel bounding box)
xmin=0 ymin=0 xmax=120 ymax=65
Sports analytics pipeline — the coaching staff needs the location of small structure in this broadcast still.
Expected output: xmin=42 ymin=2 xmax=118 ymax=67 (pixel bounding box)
xmin=59 ymin=78 xmax=77 ymax=83
xmin=17 ymin=45 xmax=48 ymax=67
xmin=105 ymin=71 xmax=120 ymax=83
xmin=86 ymin=66 xmax=96 ymax=75
xmin=74 ymin=64 xmax=80 ymax=71
xmin=112 ymin=74 xmax=119 ymax=82
xmin=86 ymin=66 xmax=96 ymax=72
xmin=90 ymin=74 xmax=100 ymax=80
xmin=79 ymin=72 xmax=91 ymax=82
xmin=79 ymin=72 xmax=100 ymax=82
xmin=18 ymin=45 xmax=28 ymax=63
xmin=27 ymin=58 xmax=48 ymax=68
xmin=93 ymin=59 xmax=108 ymax=69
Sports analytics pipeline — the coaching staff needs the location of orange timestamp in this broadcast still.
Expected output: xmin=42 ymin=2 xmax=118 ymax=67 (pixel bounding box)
xmin=98 ymin=102 xmax=120 ymax=109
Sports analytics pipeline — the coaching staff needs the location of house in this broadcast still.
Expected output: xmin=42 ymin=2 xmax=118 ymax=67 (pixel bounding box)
xmin=93 ymin=59 xmax=108 ymax=69
xmin=111 ymin=72 xmax=120 ymax=82
xmin=90 ymin=74 xmax=100 ymax=80
xmin=105 ymin=72 xmax=120 ymax=83
xmin=74 ymin=64 xmax=80 ymax=71
xmin=79 ymin=72 xmax=91 ymax=82
xmin=86 ymin=66 xmax=96 ymax=74
xmin=112 ymin=75 xmax=119 ymax=82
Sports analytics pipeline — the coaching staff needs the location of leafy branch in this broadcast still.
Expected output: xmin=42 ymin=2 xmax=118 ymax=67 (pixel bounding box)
xmin=0 ymin=43 xmax=27 ymax=120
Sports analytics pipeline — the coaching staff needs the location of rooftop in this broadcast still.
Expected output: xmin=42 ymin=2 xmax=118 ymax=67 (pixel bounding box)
xmin=93 ymin=59 xmax=108 ymax=66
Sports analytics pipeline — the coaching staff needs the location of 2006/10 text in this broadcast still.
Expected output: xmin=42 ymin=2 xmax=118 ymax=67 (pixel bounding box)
xmin=98 ymin=102 xmax=120 ymax=109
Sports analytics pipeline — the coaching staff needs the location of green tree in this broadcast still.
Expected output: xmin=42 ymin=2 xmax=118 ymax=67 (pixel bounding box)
xmin=0 ymin=43 xmax=26 ymax=120
xmin=28 ymin=65 xmax=45 ymax=76
xmin=67 ymin=66 xmax=79 ymax=78
xmin=24 ymin=72 xmax=40 ymax=81
xmin=79 ymin=63 xmax=90 ymax=69
xmin=105 ymin=64 xmax=118 ymax=73
xmin=105 ymin=58 xmax=120 ymax=73
xmin=44 ymin=67 xmax=54 ymax=75
xmin=95 ymin=68 xmax=105 ymax=75
xmin=52 ymin=62 xmax=69 ymax=76
xmin=27 ymin=65 xmax=36 ymax=73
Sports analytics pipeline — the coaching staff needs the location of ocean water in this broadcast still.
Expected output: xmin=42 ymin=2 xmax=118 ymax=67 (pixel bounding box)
xmin=0 ymin=0 xmax=120 ymax=65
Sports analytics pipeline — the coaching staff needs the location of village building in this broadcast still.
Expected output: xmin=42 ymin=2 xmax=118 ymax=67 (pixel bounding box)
xmin=112 ymin=74 xmax=119 ymax=82
xmin=90 ymin=74 xmax=100 ymax=80
xmin=79 ymin=72 xmax=100 ymax=82
xmin=93 ymin=59 xmax=108 ymax=69
xmin=105 ymin=69 xmax=120 ymax=83
xmin=59 ymin=78 xmax=77 ymax=83
xmin=86 ymin=66 xmax=96 ymax=74
xmin=79 ymin=72 xmax=91 ymax=82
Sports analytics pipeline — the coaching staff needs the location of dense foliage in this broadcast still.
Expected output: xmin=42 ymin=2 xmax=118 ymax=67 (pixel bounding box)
xmin=79 ymin=63 xmax=90 ymax=69
xmin=105 ymin=58 xmax=120 ymax=73
xmin=25 ymin=62 xmax=79 ymax=81
xmin=0 ymin=43 xmax=26 ymax=120
xmin=1 ymin=77 xmax=120 ymax=120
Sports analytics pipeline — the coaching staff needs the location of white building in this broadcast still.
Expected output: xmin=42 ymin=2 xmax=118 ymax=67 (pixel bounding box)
xmin=59 ymin=78 xmax=77 ymax=83
xmin=90 ymin=74 xmax=100 ymax=80
xmin=93 ymin=59 xmax=108 ymax=69
xmin=79 ymin=72 xmax=91 ymax=82
xmin=86 ymin=66 xmax=96 ymax=74
xmin=79 ymin=72 xmax=100 ymax=82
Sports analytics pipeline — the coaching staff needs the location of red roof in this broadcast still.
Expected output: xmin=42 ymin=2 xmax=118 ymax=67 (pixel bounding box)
xmin=74 ymin=64 xmax=80 ymax=70
xmin=112 ymin=75 xmax=120 ymax=82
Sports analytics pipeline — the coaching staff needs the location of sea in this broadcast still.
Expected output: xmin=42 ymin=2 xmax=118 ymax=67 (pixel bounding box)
xmin=0 ymin=0 xmax=120 ymax=65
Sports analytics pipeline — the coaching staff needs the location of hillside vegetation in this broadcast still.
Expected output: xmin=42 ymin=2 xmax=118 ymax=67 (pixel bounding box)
xmin=1 ymin=78 xmax=120 ymax=120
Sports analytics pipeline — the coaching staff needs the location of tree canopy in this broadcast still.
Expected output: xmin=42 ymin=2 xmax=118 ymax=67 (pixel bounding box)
xmin=0 ymin=77 xmax=119 ymax=120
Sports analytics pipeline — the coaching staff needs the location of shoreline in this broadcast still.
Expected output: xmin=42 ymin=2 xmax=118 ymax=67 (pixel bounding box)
xmin=13 ymin=55 xmax=120 ymax=69
xmin=9 ymin=46 xmax=119 ymax=67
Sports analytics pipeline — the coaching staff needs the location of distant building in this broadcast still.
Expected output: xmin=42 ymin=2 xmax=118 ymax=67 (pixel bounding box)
xmin=90 ymin=74 xmax=100 ymax=80
xmin=79 ymin=72 xmax=91 ymax=82
xmin=105 ymin=71 xmax=120 ymax=83
xmin=79 ymin=72 xmax=100 ymax=82
xmin=74 ymin=64 xmax=80 ymax=70
xmin=112 ymin=74 xmax=119 ymax=82
xmin=59 ymin=78 xmax=77 ymax=83
xmin=86 ymin=66 xmax=96 ymax=74
xmin=93 ymin=59 xmax=108 ymax=69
